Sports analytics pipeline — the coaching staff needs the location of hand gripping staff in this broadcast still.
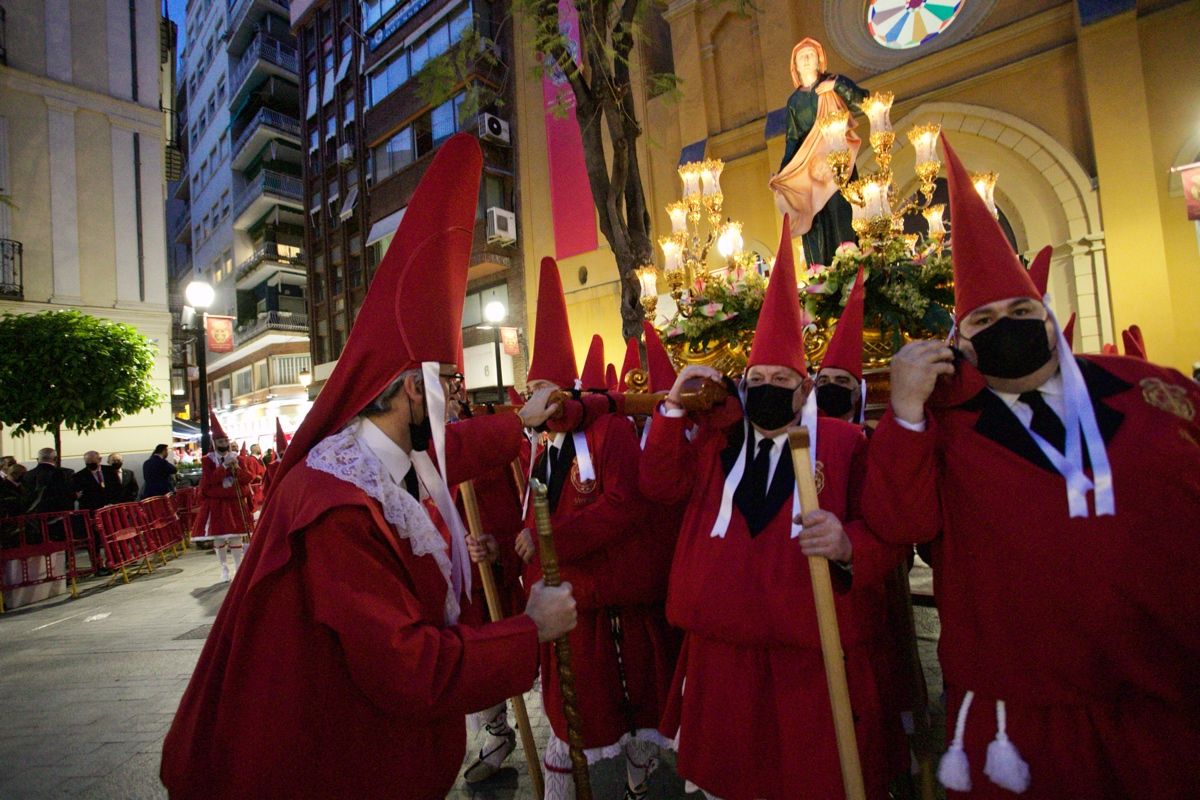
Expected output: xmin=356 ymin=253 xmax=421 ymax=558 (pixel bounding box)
xmin=788 ymin=426 xmax=866 ymax=800
xmin=458 ymin=480 xmax=544 ymax=798
xmin=531 ymin=479 xmax=593 ymax=800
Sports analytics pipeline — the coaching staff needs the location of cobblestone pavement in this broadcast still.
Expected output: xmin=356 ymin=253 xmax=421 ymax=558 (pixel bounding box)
xmin=0 ymin=549 xmax=943 ymax=799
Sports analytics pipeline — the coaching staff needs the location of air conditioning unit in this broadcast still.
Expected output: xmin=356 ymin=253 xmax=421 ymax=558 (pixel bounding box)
xmin=486 ymin=207 xmax=517 ymax=245
xmin=336 ymin=143 xmax=354 ymax=164
xmin=478 ymin=113 xmax=510 ymax=145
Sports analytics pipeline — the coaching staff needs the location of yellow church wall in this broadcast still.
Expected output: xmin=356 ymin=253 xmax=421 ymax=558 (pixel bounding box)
xmin=1138 ymin=2 xmax=1200 ymax=370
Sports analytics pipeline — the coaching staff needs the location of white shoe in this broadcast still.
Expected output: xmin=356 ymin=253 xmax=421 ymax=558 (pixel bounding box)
xmin=462 ymin=725 xmax=516 ymax=783
xmin=220 ymin=565 xmax=231 ymax=582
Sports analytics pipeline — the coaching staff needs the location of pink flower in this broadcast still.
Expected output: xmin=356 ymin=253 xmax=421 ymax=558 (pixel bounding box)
xmin=804 ymin=282 xmax=828 ymax=294
xmin=806 ymin=262 xmax=827 ymax=277
xmin=666 ymin=326 xmax=684 ymax=338
xmin=799 ymin=309 xmax=814 ymax=327
xmin=835 ymin=241 xmax=859 ymax=258
xmin=717 ymin=311 xmax=739 ymax=322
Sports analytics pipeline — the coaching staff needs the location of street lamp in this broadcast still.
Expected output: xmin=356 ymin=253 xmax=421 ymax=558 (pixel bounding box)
xmin=185 ymin=279 xmax=215 ymax=453
xmin=483 ymin=300 xmax=506 ymax=403
xmin=298 ymin=369 xmax=312 ymax=388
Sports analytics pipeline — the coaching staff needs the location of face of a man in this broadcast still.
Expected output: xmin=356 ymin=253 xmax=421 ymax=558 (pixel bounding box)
xmin=745 ymin=365 xmax=808 ymax=414
xmin=815 ymin=367 xmax=858 ymax=396
xmin=957 ymin=296 xmax=1060 ymax=389
xmin=109 ymin=456 xmax=123 ymax=470
xmin=84 ymin=452 xmax=100 ymax=470
xmin=214 ymin=438 xmax=230 ymax=453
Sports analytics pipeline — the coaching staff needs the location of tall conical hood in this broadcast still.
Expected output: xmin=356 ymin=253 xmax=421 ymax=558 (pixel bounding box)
xmin=209 ymin=411 xmax=228 ymax=441
xmin=618 ymin=337 xmax=641 ymax=391
xmin=240 ymin=442 xmax=248 ymax=456
xmin=748 ymin=218 xmax=807 ymax=375
xmin=274 ymin=418 xmax=288 ymax=455
xmin=527 ymin=257 xmax=578 ymax=388
xmin=507 ymin=387 xmax=524 ymax=407
xmin=643 ymin=321 xmax=677 ymax=393
xmin=943 ymin=134 xmax=1039 ymax=321
xmin=605 ymin=363 xmax=618 ymax=391
xmin=274 ymin=133 xmax=482 ymax=489
xmin=1063 ymin=312 xmax=1077 ymax=352
xmin=1027 ymin=245 xmax=1053 ymax=297
xmin=1122 ymin=325 xmax=1147 ymax=360
xmin=580 ymin=334 xmax=606 ymax=389
xmin=820 ymin=266 xmax=865 ymax=381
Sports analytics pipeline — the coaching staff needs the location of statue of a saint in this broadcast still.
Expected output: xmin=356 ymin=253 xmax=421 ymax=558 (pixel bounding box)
xmin=769 ymin=38 xmax=868 ymax=267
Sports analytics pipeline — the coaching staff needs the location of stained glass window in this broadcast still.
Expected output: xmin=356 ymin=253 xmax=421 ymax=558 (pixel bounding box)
xmin=868 ymin=0 xmax=966 ymax=50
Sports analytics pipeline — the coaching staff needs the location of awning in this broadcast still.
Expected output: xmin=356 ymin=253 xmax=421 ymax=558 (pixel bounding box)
xmin=339 ymin=185 xmax=359 ymax=221
xmin=172 ymin=418 xmax=203 ymax=441
xmin=322 ymin=69 xmax=335 ymax=106
xmin=366 ymin=207 xmax=406 ymax=246
xmin=335 ymin=53 xmax=352 ymax=85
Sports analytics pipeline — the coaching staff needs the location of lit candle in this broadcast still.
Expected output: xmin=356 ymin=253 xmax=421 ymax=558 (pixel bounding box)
xmin=699 ymin=164 xmax=715 ymax=196
xmin=862 ymin=92 xmax=894 ymax=135
xmin=862 ymin=180 xmax=884 ymax=218
xmin=659 ymin=236 xmax=682 ymax=271
xmin=708 ymin=160 xmax=724 ymax=196
xmin=679 ymin=163 xmax=702 ymax=199
xmin=667 ymin=201 xmax=688 ymax=235
xmin=907 ymin=123 xmax=941 ymax=165
xmin=636 ymin=265 xmax=659 ymax=301
xmin=716 ymin=221 xmax=744 ymax=260
xmin=971 ymin=171 xmax=999 ymax=218
xmin=923 ymin=203 xmax=946 ymax=235
xmin=819 ymin=110 xmax=850 ymax=152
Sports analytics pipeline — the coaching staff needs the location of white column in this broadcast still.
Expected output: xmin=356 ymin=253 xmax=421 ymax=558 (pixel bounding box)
xmin=46 ymin=99 xmax=82 ymax=304
xmin=110 ymin=124 xmax=139 ymax=304
xmin=45 ymin=0 xmax=73 ymax=84
xmin=138 ymin=135 xmax=169 ymax=306
xmin=107 ymin=0 xmax=133 ymax=101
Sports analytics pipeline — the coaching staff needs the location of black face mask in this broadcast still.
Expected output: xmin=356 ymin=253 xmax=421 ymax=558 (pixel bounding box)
xmin=964 ymin=316 xmax=1053 ymax=379
xmin=216 ymin=445 xmax=229 ymax=454
xmin=86 ymin=462 xmax=100 ymax=471
xmin=816 ymin=383 xmax=854 ymax=418
xmin=744 ymin=384 xmax=798 ymax=431
xmin=408 ymin=395 xmax=433 ymax=452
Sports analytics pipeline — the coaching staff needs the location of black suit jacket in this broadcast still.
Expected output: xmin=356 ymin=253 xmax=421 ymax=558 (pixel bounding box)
xmin=104 ymin=465 xmax=139 ymax=504
xmin=73 ymin=467 xmax=110 ymax=511
xmin=142 ymin=455 xmax=177 ymax=498
xmin=23 ymin=463 xmax=76 ymax=513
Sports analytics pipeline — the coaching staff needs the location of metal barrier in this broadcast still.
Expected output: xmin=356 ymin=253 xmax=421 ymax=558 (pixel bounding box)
xmin=0 ymin=509 xmax=99 ymax=612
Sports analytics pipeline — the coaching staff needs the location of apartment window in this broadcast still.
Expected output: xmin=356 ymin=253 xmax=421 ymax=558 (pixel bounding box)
xmin=325 ymin=115 xmax=336 ymax=141
xmin=309 ymin=128 xmax=319 ymax=153
xmin=343 ymin=97 xmax=355 ymax=127
xmin=431 ymin=98 xmax=457 ymax=145
xmin=373 ymin=126 xmax=413 ymax=183
xmin=220 ymin=190 xmax=230 ymax=219
xmin=202 ymin=214 xmax=210 ymax=238
xmin=323 ymin=39 xmax=334 ymax=73
xmin=255 ymin=360 xmax=269 ymax=390
xmin=340 ymin=33 xmax=352 ymax=59
xmin=219 ymin=132 xmax=228 ymax=159
xmin=368 ymin=48 xmax=408 ymax=108
xmin=234 ymin=369 xmax=253 ymax=397
xmin=478 ymin=173 xmax=508 ymax=218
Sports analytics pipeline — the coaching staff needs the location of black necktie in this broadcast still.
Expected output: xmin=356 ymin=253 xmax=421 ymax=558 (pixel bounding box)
xmin=402 ymin=466 xmax=420 ymax=500
xmin=1019 ymin=390 xmax=1066 ymax=453
xmin=747 ymin=439 xmax=774 ymax=503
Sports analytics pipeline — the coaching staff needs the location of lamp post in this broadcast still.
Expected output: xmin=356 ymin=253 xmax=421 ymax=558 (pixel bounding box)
xmin=185 ymin=279 xmax=215 ymax=453
xmin=298 ymin=368 xmax=312 ymax=390
xmin=483 ymin=300 xmax=507 ymax=403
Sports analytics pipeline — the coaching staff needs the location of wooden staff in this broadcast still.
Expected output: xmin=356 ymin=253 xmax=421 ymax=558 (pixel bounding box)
xmin=788 ymin=426 xmax=866 ymax=800
xmin=893 ymin=564 xmax=937 ymax=800
xmin=459 ymin=481 xmax=544 ymax=798
xmin=228 ymin=460 xmax=254 ymax=539
xmin=531 ymin=479 xmax=593 ymax=800
xmin=479 ymin=377 xmax=730 ymax=420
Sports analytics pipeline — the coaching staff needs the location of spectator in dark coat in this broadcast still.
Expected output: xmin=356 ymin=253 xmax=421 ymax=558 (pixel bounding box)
xmin=142 ymin=444 xmax=177 ymax=498
xmin=104 ymin=453 xmax=139 ymax=504
xmin=0 ymin=463 xmax=31 ymax=518
xmin=24 ymin=448 xmax=76 ymax=513
xmin=74 ymin=451 xmax=110 ymax=512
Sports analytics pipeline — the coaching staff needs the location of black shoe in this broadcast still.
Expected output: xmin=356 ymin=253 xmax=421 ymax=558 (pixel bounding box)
xmin=95 ymin=567 xmax=114 ymax=577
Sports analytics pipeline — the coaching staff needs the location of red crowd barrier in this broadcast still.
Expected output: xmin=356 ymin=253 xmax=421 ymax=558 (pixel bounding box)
xmin=0 ymin=509 xmax=98 ymax=612
xmin=93 ymin=498 xmax=186 ymax=584
xmin=173 ymin=487 xmax=199 ymax=541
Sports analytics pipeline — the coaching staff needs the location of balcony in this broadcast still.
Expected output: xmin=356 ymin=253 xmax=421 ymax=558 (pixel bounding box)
xmin=172 ymin=208 xmax=192 ymax=244
xmin=227 ymin=0 xmax=291 ymax=57
xmin=235 ymin=310 xmax=309 ymax=345
xmin=229 ymin=34 xmax=299 ymax=110
xmin=232 ymin=169 xmax=303 ymax=230
xmin=0 ymin=239 xmax=22 ymax=299
xmin=231 ymin=107 xmax=301 ymax=171
xmin=235 ymin=242 xmax=306 ymax=289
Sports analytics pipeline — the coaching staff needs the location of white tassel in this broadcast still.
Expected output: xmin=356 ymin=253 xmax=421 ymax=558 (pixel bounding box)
xmin=938 ymin=690 xmax=974 ymax=792
xmin=984 ymin=700 xmax=1031 ymax=793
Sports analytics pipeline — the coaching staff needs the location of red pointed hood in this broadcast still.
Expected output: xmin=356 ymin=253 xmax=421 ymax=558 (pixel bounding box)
xmin=1101 ymin=343 xmax=1118 ymax=355
xmin=273 ymin=133 xmax=482 ymax=488
xmin=209 ymin=411 xmax=228 ymax=441
xmin=580 ymin=334 xmax=606 ymax=389
xmin=605 ymin=363 xmax=618 ymax=391
xmin=506 ymin=387 xmax=524 ymax=407
xmin=1062 ymin=312 xmax=1076 ymax=352
xmin=748 ymin=219 xmax=807 ymax=376
xmin=1121 ymin=325 xmax=1147 ymax=360
xmin=240 ymin=441 xmax=248 ymax=456
xmin=943 ymin=134 xmax=1039 ymax=321
xmin=821 ymin=266 xmax=865 ymax=381
xmin=1027 ymin=245 xmax=1053 ymax=297
xmin=643 ymin=321 xmax=677 ymax=393
xmin=618 ymin=337 xmax=641 ymax=391
xmin=274 ymin=418 xmax=288 ymax=455
xmin=527 ymin=257 xmax=578 ymax=388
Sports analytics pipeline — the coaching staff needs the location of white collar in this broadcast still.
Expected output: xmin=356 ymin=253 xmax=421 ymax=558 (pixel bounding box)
xmin=750 ymin=427 xmax=789 ymax=451
xmin=550 ymin=432 xmax=566 ymax=449
xmin=354 ymin=417 xmax=413 ymax=487
xmin=992 ymin=371 xmax=1064 ymax=410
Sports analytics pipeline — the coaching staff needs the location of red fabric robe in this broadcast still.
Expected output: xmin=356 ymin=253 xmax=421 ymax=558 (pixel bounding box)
xmin=190 ymin=454 xmax=253 ymax=539
xmin=161 ymin=414 xmax=540 ymax=799
xmin=640 ymin=398 xmax=906 ymax=800
xmin=458 ymin=457 xmax=528 ymax=625
xmin=863 ymin=355 xmax=1200 ymax=798
xmin=523 ymin=413 xmax=679 ymax=750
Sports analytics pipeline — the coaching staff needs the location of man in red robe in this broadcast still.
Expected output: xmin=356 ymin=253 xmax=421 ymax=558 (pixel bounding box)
xmin=509 ymin=258 xmax=677 ymax=800
xmin=160 ymin=135 xmax=577 ymax=800
xmin=862 ymin=134 xmax=1200 ymax=798
xmin=639 ymin=221 xmax=905 ymax=800
xmin=190 ymin=413 xmax=253 ymax=582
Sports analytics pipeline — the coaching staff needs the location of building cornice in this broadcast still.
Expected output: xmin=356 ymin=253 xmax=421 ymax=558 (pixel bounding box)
xmin=0 ymin=66 xmax=165 ymax=137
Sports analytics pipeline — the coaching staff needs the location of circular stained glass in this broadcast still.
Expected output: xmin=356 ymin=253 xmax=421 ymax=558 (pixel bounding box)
xmin=868 ymin=0 xmax=966 ymax=50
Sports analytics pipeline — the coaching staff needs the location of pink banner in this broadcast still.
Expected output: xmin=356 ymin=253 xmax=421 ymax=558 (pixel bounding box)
xmin=542 ymin=0 xmax=598 ymax=260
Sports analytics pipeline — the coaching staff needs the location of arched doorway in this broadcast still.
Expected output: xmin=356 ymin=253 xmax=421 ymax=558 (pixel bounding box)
xmin=881 ymin=103 xmax=1113 ymax=351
